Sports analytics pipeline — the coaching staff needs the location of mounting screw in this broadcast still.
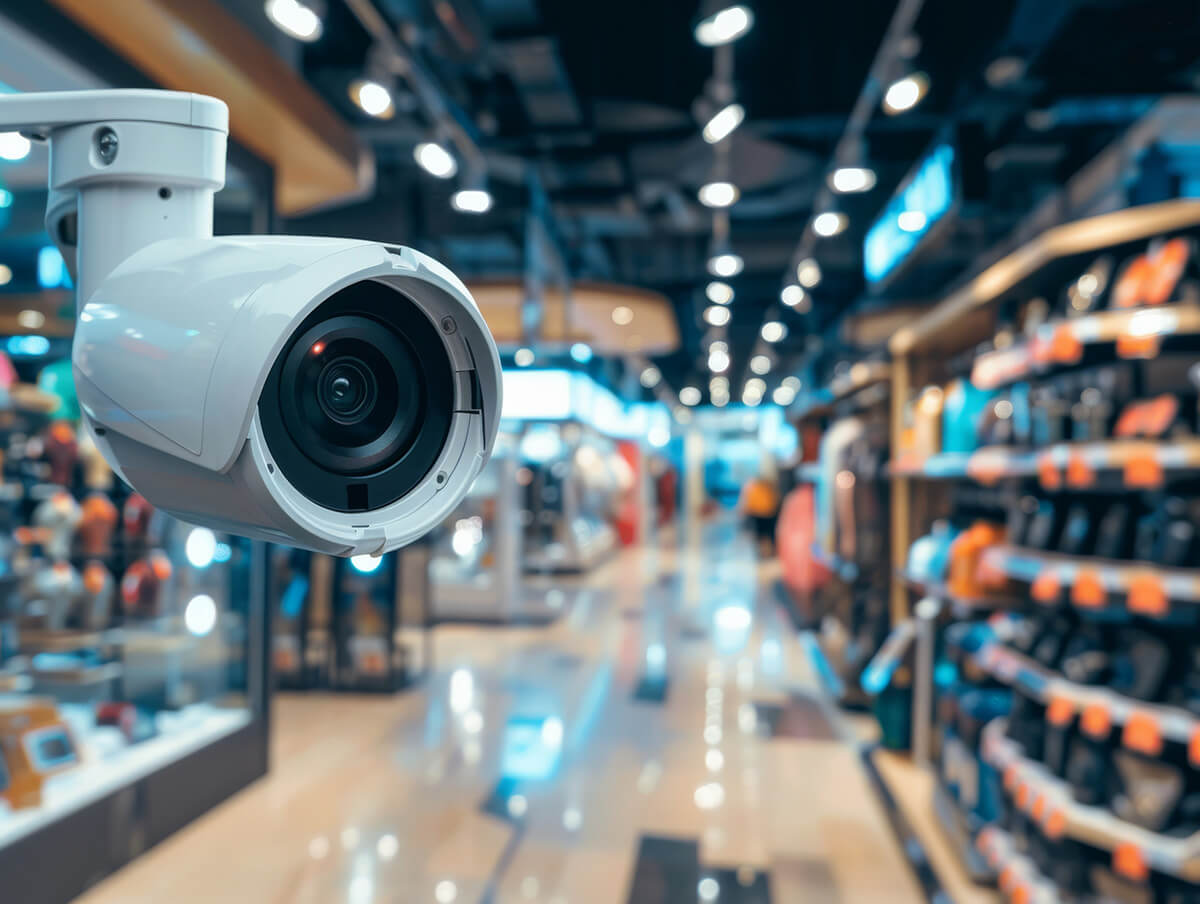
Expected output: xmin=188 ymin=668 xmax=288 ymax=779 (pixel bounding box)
xmin=436 ymin=471 xmax=447 ymax=485
xmin=94 ymin=127 xmax=118 ymax=166
xmin=440 ymin=317 xmax=457 ymax=334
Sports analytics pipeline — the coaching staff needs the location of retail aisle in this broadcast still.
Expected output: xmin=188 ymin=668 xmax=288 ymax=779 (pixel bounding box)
xmin=78 ymin=521 xmax=925 ymax=904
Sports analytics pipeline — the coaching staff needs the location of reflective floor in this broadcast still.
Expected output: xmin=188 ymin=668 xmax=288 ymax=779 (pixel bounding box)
xmin=78 ymin=520 xmax=923 ymax=903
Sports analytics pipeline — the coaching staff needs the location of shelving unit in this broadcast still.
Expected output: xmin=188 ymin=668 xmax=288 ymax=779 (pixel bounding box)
xmin=976 ymin=827 xmax=1063 ymax=904
xmin=982 ymin=719 xmax=1200 ymax=885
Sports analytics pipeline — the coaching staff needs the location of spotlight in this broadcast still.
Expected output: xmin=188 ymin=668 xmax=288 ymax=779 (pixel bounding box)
xmin=704 ymin=305 xmax=731 ymax=327
xmin=695 ymin=4 xmax=754 ymax=46
xmin=707 ymin=348 xmax=730 ymax=373
xmin=349 ymin=78 xmax=394 ymax=118
xmin=780 ymin=285 xmax=805 ymax=308
xmin=706 ymin=281 xmax=734 ymax=305
xmin=680 ymin=386 xmax=702 ymax=407
xmin=451 ymin=188 xmax=493 ymax=214
xmin=761 ymin=321 xmax=787 ymax=343
xmin=883 ymin=72 xmax=929 ymax=115
xmin=414 ymin=141 xmax=458 ymax=179
xmin=708 ymin=252 xmax=744 ymax=278
xmin=829 ymin=167 xmax=876 ymax=193
xmin=702 ymin=103 xmax=745 ymax=144
xmin=264 ymin=0 xmax=324 ymax=42
xmin=698 ymin=181 xmax=739 ymax=209
xmin=749 ymin=354 xmax=771 ymax=375
xmin=813 ymin=212 xmax=847 ymax=237
xmin=796 ymin=258 xmax=821 ymax=288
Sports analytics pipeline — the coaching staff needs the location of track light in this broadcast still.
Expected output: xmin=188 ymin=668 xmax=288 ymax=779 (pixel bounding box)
xmin=350 ymin=78 xmax=394 ymax=119
xmin=699 ymin=181 xmax=740 ymax=209
xmin=813 ymin=212 xmax=847 ymax=237
xmin=796 ymin=258 xmax=821 ymax=288
xmin=780 ymin=285 xmax=805 ymax=308
xmin=451 ymin=166 xmax=493 ymax=214
xmin=702 ymin=103 xmax=745 ymax=144
xmin=704 ymin=305 xmax=731 ymax=327
xmin=264 ymin=0 xmax=324 ymax=42
xmin=414 ymin=141 xmax=458 ymax=179
xmin=708 ymin=247 xmax=743 ymax=278
xmin=883 ymin=72 xmax=929 ymax=115
xmin=829 ymin=167 xmax=876 ymax=194
xmin=761 ymin=321 xmax=787 ymax=343
xmin=694 ymin=4 xmax=755 ymax=47
xmin=706 ymin=282 xmax=734 ymax=305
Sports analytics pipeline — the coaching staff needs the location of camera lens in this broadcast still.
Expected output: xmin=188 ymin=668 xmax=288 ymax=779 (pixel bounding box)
xmin=260 ymin=281 xmax=455 ymax=513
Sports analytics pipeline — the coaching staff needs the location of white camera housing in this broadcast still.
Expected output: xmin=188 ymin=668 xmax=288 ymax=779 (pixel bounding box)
xmin=0 ymin=90 xmax=501 ymax=556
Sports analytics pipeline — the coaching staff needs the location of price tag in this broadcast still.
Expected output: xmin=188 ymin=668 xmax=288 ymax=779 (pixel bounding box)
xmin=1123 ymin=451 xmax=1163 ymax=488
xmin=1003 ymin=765 xmax=1019 ymax=791
xmin=1047 ymin=697 xmax=1075 ymax=726
xmin=1066 ymin=453 xmax=1095 ymax=488
xmin=1113 ymin=843 xmax=1149 ymax=882
xmin=1051 ymin=324 xmax=1083 ymax=364
xmin=1037 ymin=455 xmax=1061 ymax=490
xmin=1116 ymin=331 xmax=1162 ymax=359
xmin=998 ymin=867 xmax=1016 ymax=894
xmin=1122 ymin=712 xmax=1163 ymax=757
xmin=1031 ymin=794 xmax=1046 ymax=822
xmin=1071 ymin=570 xmax=1106 ymax=609
xmin=1044 ymin=808 xmax=1066 ymax=840
xmin=1012 ymin=884 xmax=1031 ymax=904
xmin=1032 ymin=571 xmax=1061 ymax=605
xmin=1081 ymin=702 xmax=1112 ymax=739
xmin=1190 ymin=728 xmax=1200 ymax=768
xmin=1015 ymin=782 xmax=1031 ymax=810
xmin=1127 ymin=573 xmax=1168 ymax=617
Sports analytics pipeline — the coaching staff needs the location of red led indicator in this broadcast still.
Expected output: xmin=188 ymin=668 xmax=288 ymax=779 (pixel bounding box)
xmin=312 ymin=342 xmax=325 ymax=355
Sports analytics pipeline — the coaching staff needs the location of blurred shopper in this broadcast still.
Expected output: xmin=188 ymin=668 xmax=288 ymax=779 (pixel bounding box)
xmin=740 ymin=463 xmax=780 ymax=556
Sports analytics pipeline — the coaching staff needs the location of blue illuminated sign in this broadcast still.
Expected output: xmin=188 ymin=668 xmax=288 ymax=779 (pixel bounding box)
xmin=863 ymin=143 xmax=956 ymax=285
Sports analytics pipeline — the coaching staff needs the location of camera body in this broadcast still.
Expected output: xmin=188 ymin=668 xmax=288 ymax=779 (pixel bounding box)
xmin=1 ymin=90 xmax=501 ymax=555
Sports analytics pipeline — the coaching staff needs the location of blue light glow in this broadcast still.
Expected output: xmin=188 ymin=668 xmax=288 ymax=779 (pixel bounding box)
xmin=6 ymin=335 xmax=50 ymax=357
xmin=350 ymin=553 xmax=385 ymax=574
xmin=569 ymin=342 xmax=593 ymax=364
xmin=863 ymin=144 xmax=955 ymax=285
xmin=500 ymin=715 xmax=564 ymax=781
xmin=213 ymin=542 xmax=233 ymax=563
xmin=0 ymin=189 xmax=11 ymax=208
xmin=37 ymin=246 xmax=72 ymax=289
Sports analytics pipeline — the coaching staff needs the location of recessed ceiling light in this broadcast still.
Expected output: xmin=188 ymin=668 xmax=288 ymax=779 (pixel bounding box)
xmin=704 ymin=305 xmax=731 ymax=326
xmin=829 ymin=167 xmax=877 ymax=193
xmin=813 ymin=212 xmax=847 ymax=237
xmin=883 ymin=72 xmax=929 ymax=115
xmin=706 ymin=281 xmax=734 ymax=305
xmin=698 ymin=181 xmax=740 ymax=208
xmin=694 ymin=4 xmax=754 ymax=46
xmin=780 ymin=285 xmax=806 ymax=308
xmin=750 ymin=354 xmax=771 ymax=375
xmin=761 ymin=321 xmax=787 ymax=343
xmin=796 ymin=258 xmax=821 ymax=288
xmin=708 ymin=252 xmax=743 ymax=278
xmin=702 ymin=103 xmax=745 ymax=144
xmin=349 ymin=78 xmax=394 ymax=118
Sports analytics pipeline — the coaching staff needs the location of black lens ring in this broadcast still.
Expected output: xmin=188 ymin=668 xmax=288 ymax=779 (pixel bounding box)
xmin=258 ymin=280 xmax=455 ymax=513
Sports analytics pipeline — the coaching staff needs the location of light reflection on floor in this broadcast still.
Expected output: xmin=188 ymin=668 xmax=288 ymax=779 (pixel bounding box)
xmin=76 ymin=520 xmax=923 ymax=904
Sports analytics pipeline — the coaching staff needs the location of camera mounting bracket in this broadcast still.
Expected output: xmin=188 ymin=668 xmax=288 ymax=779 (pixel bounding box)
xmin=0 ymin=89 xmax=228 ymax=306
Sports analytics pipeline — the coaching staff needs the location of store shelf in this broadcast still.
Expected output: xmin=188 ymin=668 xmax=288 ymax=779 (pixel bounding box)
xmin=967 ymin=439 xmax=1200 ymax=488
xmin=30 ymin=661 xmax=123 ymax=685
xmin=790 ymin=360 xmax=891 ymax=421
xmin=889 ymin=199 xmax=1200 ymax=356
xmin=974 ymin=641 xmax=1200 ymax=751
xmin=889 ymin=452 xmax=974 ymax=480
xmin=933 ymin=778 xmax=996 ymax=884
xmin=969 ymin=303 xmax=1200 ymax=391
xmin=976 ymin=826 xmax=1063 ymax=904
xmin=979 ymin=545 xmax=1200 ymax=616
xmin=897 ymin=570 xmax=1016 ymax=612
xmin=982 ymin=719 xmax=1200 ymax=884
xmin=18 ymin=628 xmax=124 ymax=654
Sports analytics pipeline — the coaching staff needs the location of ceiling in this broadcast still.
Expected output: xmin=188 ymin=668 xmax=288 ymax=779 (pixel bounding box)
xmin=7 ymin=0 xmax=1200 ymax=404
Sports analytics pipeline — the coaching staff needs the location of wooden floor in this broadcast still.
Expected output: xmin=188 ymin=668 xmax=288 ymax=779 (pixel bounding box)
xmin=76 ymin=522 xmax=937 ymax=904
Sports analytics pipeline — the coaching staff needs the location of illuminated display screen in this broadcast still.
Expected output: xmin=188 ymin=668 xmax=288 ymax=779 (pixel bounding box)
xmin=863 ymin=143 xmax=956 ymax=285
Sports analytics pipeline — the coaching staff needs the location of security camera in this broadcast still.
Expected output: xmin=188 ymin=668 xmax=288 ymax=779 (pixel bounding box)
xmin=0 ymin=89 xmax=500 ymax=556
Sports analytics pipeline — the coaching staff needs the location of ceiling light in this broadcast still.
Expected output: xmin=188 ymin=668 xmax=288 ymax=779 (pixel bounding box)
xmin=612 ymin=305 xmax=634 ymax=325
xmin=898 ymin=210 xmax=927 ymax=233
xmin=0 ymin=132 xmax=31 ymax=162
xmin=782 ymin=376 xmax=801 ymax=391
xmin=703 ymin=305 xmax=731 ymax=327
xmin=813 ymin=212 xmax=847 ymax=237
xmin=694 ymin=4 xmax=754 ymax=46
xmin=708 ymin=348 xmax=730 ymax=373
xmin=744 ymin=377 xmax=766 ymax=396
xmin=761 ymin=321 xmax=787 ymax=343
xmin=451 ymin=188 xmax=493 ymax=214
xmin=414 ymin=141 xmax=458 ymax=179
xmin=708 ymin=339 xmax=728 ymax=353
xmin=750 ymin=354 xmax=771 ymax=375
xmin=702 ymin=103 xmax=745 ymax=144
xmin=349 ymin=78 xmax=394 ymax=118
xmin=829 ymin=166 xmax=877 ymax=193
xmin=780 ymin=285 xmax=806 ymax=308
xmin=640 ymin=366 xmax=662 ymax=388
xmin=570 ymin=342 xmax=593 ymax=364
xmin=264 ymin=0 xmax=324 ymax=42
xmin=796 ymin=258 xmax=821 ymax=288
xmin=698 ymin=181 xmax=740 ymax=208
xmin=709 ymin=376 xmax=729 ymax=393
xmin=680 ymin=386 xmax=702 ymax=407
xmin=708 ymin=252 xmax=743 ymax=278
xmin=711 ymin=393 xmax=728 ymax=407
xmin=17 ymin=309 xmax=45 ymax=329
xmin=706 ymin=281 xmax=734 ymax=305
xmin=883 ymin=72 xmax=929 ymax=115
xmin=514 ymin=348 xmax=534 ymax=367
xmin=985 ymin=56 xmax=1026 ymax=88
xmin=0 ymin=265 xmax=11 ymax=287
xmin=772 ymin=385 xmax=796 ymax=406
